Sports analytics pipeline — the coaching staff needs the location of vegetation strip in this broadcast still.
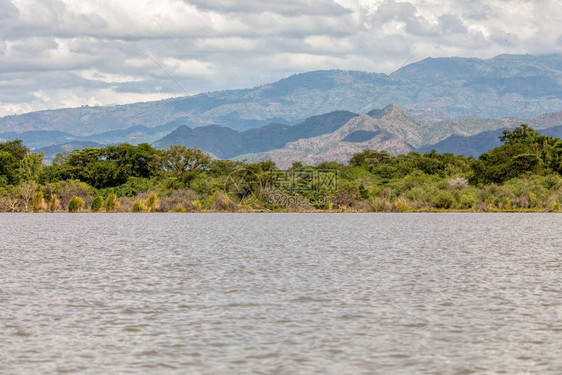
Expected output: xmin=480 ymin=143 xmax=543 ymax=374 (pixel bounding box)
xmin=1 ymin=125 xmax=561 ymax=213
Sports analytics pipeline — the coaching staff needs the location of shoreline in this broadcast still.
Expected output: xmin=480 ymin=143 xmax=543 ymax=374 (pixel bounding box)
xmin=1 ymin=209 xmax=560 ymax=214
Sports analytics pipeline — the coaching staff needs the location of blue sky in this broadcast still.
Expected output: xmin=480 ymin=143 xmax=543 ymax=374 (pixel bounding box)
xmin=0 ymin=0 xmax=560 ymax=116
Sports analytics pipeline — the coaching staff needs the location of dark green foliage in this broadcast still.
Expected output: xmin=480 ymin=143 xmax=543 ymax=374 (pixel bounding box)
xmin=0 ymin=140 xmax=29 ymax=186
xmin=108 ymin=177 xmax=159 ymax=197
xmin=290 ymin=161 xmax=304 ymax=170
xmin=471 ymin=125 xmax=562 ymax=184
xmin=0 ymin=139 xmax=28 ymax=160
xmin=208 ymin=159 xmax=244 ymax=177
xmin=91 ymin=196 xmax=104 ymax=212
xmin=0 ymin=151 xmax=20 ymax=186
xmin=42 ymin=143 xmax=160 ymax=188
xmin=160 ymin=145 xmax=211 ymax=174
xmin=358 ymin=183 xmax=370 ymax=199
xmin=433 ymin=191 xmax=455 ymax=209
xmin=350 ymin=149 xmax=471 ymax=180
xmin=105 ymin=193 xmax=118 ymax=212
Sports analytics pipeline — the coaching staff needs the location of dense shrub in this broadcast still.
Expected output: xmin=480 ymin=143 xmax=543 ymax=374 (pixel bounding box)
xmin=91 ymin=196 xmax=104 ymax=212
xmin=459 ymin=193 xmax=476 ymax=209
xmin=68 ymin=196 xmax=84 ymax=212
xmin=158 ymin=189 xmax=199 ymax=212
xmin=55 ymin=180 xmax=93 ymax=210
xmin=433 ymin=191 xmax=455 ymax=209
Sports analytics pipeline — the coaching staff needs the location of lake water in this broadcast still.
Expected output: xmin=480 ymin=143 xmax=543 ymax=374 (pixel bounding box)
xmin=0 ymin=213 xmax=560 ymax=374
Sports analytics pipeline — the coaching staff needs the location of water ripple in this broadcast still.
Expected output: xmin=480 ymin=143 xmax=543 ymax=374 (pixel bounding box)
xmin=0 ymin=213 xmax=561 ymax=374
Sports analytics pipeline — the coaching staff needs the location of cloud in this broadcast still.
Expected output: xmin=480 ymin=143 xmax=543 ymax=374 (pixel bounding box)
xmin=186 ymin=0 xmax=351 ymax=16
xmin=0 ymin=0 xmax=18 ymax=19
xmin=0 ymin=0 xmax=560 ymax=117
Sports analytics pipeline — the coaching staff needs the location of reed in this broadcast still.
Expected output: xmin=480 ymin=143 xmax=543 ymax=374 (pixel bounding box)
xmin=105 ymin=193 xmax=119 ymax=212
xmin=32 ymin=191 xmax=46 ymax=212
xmin=49 ymin=195 xmax=58 ymax=212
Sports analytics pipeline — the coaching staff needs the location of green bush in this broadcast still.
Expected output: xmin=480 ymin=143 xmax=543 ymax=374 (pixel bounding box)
xmin=433 ymin=191 xmax=455 ymax=209
xmin=105 ymin=193 xmax=119 ymax=212
xmin=91 ymin=196 xmax=104 ymax=212
xmin=68 ymin=196 xmax=84 ymax=212
xmin=460 ymin=194 xmax=476 ymax=209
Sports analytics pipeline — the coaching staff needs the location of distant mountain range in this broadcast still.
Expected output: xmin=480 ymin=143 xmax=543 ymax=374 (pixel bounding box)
xmin=0 ymin=120 xmax=184 ymax=150
xmin=153 ymin=111 xmax=359 ymax=158
xmin=233 ymin=106 xmax=562 ymax=167
xmin=0 ymin=53 xmax=561 ymax=137
xmin=1 ymin=53 xmax=561 ymax=164
xmin=6 ymin=104 xmax=561 ymax=165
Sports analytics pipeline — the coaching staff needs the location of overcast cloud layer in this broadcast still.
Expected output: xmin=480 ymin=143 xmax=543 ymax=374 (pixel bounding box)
xmin=0 ymin=0 xmax=561 ymax=117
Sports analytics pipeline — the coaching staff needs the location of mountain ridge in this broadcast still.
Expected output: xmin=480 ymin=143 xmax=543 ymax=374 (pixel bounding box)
xmin=153 ymin=110 xmax=359 ymax=158
xmin=232 ymin=106 xmax=562 ymax=167
xmin=1 ymin=53 xmax=560 ymax=137
xmin=12 ymin=105 xmax=562 ymax=165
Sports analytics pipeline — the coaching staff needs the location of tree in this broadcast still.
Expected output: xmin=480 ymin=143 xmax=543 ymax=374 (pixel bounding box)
xmin=349 ymin=149 xmax=391 ymax=167
xmin=0 ymin=151 xmax=20 ymax=186
xmin=103 ymin=143 xmax=160 ymax=178
xmin=0 ymin=139 xmax=28 ymax=160
xmin=18 ymin=181 xmax=38 ymax=212
xmin=208 ymin=159 xmax=244 ymax=177
xmin=161 ymin=146 xmax=211 ymax=174
xmin=290 ymin=161 xmax=304 ymax=169
xmin=499 ymin=124 xmax=536 ymax=144
xmin=49 ymin=144 xmax=161 ymax=189
xmin=20 ymin=152 xmax=44 ymax=182
xmin=471 ymin=125 xmax=558 ymax=184
xmin=52 ymin=152 xmax=70 ymax=166
xmin=552 ymin=140 xmax=562 ymax=174
xmin=0 ymin=140 xmax=29 ymax=186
